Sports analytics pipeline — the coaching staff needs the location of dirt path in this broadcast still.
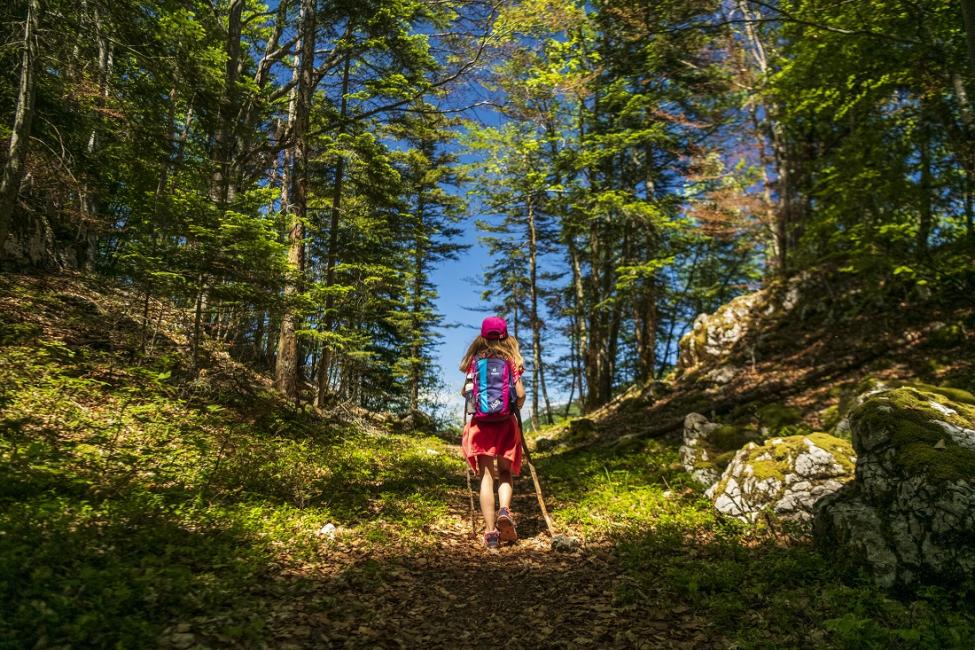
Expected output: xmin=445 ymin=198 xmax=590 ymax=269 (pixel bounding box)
xmin=228 ymin=457 xmax=708 ymax=650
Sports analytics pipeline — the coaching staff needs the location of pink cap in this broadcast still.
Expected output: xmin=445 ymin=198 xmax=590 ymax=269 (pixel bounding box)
xmin=480 ymin=316 xmax=508 ymax=340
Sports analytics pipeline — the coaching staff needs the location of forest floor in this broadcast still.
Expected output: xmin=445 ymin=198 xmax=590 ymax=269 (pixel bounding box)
xmin=2 ymin=273 xmax=975 ymax=649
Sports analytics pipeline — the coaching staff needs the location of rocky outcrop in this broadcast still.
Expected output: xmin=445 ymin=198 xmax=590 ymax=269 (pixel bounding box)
xmin=680 ymin=413 xmax=755 ymax=486
xmin=706 ymin=433 xmax=855 ymax=523
xmin=814 ymin=383 xmax=975 ymax=588
xmin=677 ymin=278 xmax=802 ymax=380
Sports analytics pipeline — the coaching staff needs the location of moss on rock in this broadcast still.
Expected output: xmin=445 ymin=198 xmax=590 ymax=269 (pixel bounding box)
xmin=708 ymin=433 xmax=855 ymax=524
xmin=852 ymin=384 xmax=975 ymax=483
xmin=680 ymin=414 xmax=758 ymax=487
xmin=818 ymin=404 xmax=842 ymax=433
xmin=568 ymin=417 xmax=597 ymax=442
xmin=904 ymin=382 xmax=975 ymax=406
xmin=710 ymin=423 xmax=753 ymax=451
xmin=926 ymin=322 xmax=967 ymax=348
xmin=816 ymin=380 xmax=975 ymax=589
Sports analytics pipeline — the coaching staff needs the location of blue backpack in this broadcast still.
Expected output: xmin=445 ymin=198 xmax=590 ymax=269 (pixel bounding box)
xmin=466 ymin=355 xmax=516 ymax=421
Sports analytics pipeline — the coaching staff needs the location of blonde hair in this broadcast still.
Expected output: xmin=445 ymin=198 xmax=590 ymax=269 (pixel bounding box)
xmin=459 ymin=335 xmax=525 ymax=373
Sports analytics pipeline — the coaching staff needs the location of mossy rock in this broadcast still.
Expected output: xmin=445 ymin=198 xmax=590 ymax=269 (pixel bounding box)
xmin=861 ymin=378 xmax=975 ymax=407
xmin=850 ymin=384 xmax=975 ymax=484
xmin=926 ymin=322 xmax=967 ymax=348
xmin=534 ymin=436 xmax=557 ymax=452
xmin=709 ymin=423 xmax=753 ymax=451
xmin=816 ymin=381 xmax=975 ymax=589
xmin=818 ymin=405 xmax=842 ymax=434
xmin=680 ymin=415 xmax=759 ymax=488
xmin=567 ymin=417 xmax=596 ymax=442
xmin=715 ymin=433 xmax=854 ymax=485
xmin=707 ymin=432 xmax=855 ymax=524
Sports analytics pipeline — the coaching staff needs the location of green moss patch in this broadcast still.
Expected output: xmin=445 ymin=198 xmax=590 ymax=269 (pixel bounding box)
xmin=756 ymin=403 xmax=803 ymax=431
xmin=749 ymin=457 xmax=787 ymax=482
xmin=819 ymin=405 xmax=842 ymax=432
xmin=710 ymin=424 xmax=753 ymax=451
xmin=806 ymin=432 xmax=857 ymax=475
xmin=904 ymin=383 xmax=975 ymax=406
xmin=926 ymin=322 xmax=967 ymax=349
xmin=716 ymin=434 xmax=854 ymax=488
xmin=852 ymin=387 xmax=975 ymax=483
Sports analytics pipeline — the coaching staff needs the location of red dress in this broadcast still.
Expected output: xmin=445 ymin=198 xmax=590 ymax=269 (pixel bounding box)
xmin=461 ymin=367 xmax=523 ymax=476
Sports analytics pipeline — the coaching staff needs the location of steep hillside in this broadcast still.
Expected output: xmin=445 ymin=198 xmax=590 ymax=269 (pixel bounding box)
xmin=578 ymin=271 xmax=974 ymax=445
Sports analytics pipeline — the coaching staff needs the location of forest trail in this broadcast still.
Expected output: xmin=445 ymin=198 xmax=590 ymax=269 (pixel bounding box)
xmin=222 ymin=451 xmax=705 ymax=650
xmin=6 ymin=274 xmax=973 ymax=648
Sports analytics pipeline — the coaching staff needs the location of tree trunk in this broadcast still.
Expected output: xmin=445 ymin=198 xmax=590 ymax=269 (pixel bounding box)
xmin=253 ymin=309 xmax=266 ymax=364
xmin=527 ymin=191 xmax=541 ymax=428
xmin=773 ymin=126 xmax=794 ymax=273
xmin=275 ymin=0 xmax=316 ymax=401
xmin=562 ymin=367 xmax=575 ymax=420
xmin=634 ymin=286 xmax=657 ymax=382
xmin=917 ymin=109 xmax=932 ymax=258
xmin=316 ymin=54 xmax=352 ymax=407
xmin=77 ymin=3 xmax=111 ymax=268
xmin=583 ymin=212 xmax=606 ymax=411
xmin=538 ymin=354 xmax=554 ymax=424
xmin=192 ymin=275 xmax=207 ymax=370
xmin=567 ymin=237 xmax=587 ymax=406
xmin=961 ymin=1 xmax=975 ymax=85
xmin=736 ymin=0 xmax=788 ymax=274
xmin=210 ymin=0 xmax=244 ymax=209
xmin=408 ymin=194 xmax=426 ymax=413
xmin=967 ymin=167 xmax=975 ymax=241
xmin=0 ymin=0 xmax=43 ymax=257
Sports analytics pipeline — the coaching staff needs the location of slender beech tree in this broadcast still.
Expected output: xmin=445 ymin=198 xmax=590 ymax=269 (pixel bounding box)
xmin=0 ymin=0 xmax=42 ymax=256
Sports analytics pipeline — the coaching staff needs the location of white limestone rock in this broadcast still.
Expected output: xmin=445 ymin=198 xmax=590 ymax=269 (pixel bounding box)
xmin=708 ymin=433 xmax=855 ymax=524
xmin=814 ymin=383 xmax=975 ymax=589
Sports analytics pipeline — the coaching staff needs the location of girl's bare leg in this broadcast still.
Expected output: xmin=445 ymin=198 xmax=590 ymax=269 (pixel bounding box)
xmin=478 ymin=455 xmax=497 ymax=530
xmin=497 ymin=457 xmax=513 ymax=510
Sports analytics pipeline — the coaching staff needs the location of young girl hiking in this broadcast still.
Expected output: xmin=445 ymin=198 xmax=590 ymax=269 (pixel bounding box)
xmin=460 ymin=316 xmax=526 ymax=549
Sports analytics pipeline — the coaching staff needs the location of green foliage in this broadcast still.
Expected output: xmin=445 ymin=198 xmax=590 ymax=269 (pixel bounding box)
xmin=763 ymin=0 xmax=975 ymax=279
xmin=0 ymin=0 xmax=475 ymax=413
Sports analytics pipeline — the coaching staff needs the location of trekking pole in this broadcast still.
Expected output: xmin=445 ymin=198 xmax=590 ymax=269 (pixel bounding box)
xmin=462 ymin=408 xmax=477 ymax=539
xmin=515 ymin=409 xmax=557 ymax=537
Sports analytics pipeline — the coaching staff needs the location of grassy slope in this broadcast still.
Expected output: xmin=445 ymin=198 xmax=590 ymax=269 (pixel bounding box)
xmin=0 ymin=274 xmax=459 ymax=646
xmin=2 ymin=273 xmax=974 ymax=649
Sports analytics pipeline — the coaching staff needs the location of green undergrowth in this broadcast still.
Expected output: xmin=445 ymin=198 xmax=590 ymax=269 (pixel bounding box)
xmin=0 ymin=305 xmax=456 ymax=646
xmin=535 ymin=438 xmax=975 ymax=648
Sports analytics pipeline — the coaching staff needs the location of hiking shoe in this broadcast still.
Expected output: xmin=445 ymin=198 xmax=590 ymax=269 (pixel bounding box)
xmin=484 ymin=529 xmax=500 ymax=549
xmin=496 ymin=507 xmax=517 ymax=543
